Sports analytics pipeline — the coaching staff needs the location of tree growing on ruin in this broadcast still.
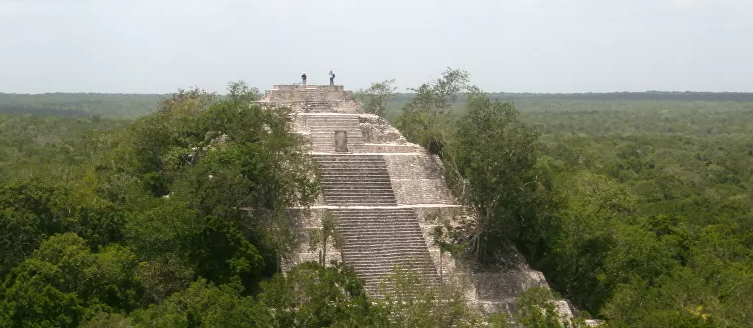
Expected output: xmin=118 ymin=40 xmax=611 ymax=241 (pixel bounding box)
xmin=309 ymin=211 xmax=345 ymax=266
xmin=374 ymin=266 xmax=483 ymax=328
xmin=354 ymin=79 xmax=397 ymax=117
xmin=443 ymin=90 xmax=545 ymax=263
xmin=427 ymin=210 xmax=466 ymax=287
xmin=395 ymin=68 xmax=471 ymax=154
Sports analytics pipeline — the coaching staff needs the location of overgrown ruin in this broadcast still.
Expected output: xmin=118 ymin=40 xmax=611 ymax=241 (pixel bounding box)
xmin=257 ymin=84 xmax=576 ymax=318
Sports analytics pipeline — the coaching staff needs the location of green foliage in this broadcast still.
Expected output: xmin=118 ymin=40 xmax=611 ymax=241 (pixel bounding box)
xmin=309 ymin=211 xmax=345 ymax=266
xmin=0 ymin=81 xmax=324 ymax=326
xmin=0 ymin=233 xmax=140 ymax=328
xmin=444 ymin=91 xmax=546 ymax=263
xmin=389 ymin=69 xmax=753 ymax=326
xmin=373 ymin=266 xmax=484 ymax=328
xmin=3 ymin=75 xmax=753 ymax=327
xmin=354 ymin=79 xmax=397 ymax=117
xmin=259 ymin=261 xmax=373 ymax=328
xmin=127 ymin=279 xmax=270 ymax=328
xmin=395 ymin=68 xmax=470 ymax=154
xmin=0 ymin=93 xmax=164 ymax=119
xmin=516 ymin=287 xmax=592 ymax=328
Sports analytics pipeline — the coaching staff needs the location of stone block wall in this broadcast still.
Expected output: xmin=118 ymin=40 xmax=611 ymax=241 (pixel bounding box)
xmin=384 ymin=154 xmax=446 ymax=179
xmin=384 ymin=153 xmax=455 ymax=205
xmin=391 ymin=179 xmax=456 ymax=205
xmin=358 ymin=114 xmax=409 ymax=144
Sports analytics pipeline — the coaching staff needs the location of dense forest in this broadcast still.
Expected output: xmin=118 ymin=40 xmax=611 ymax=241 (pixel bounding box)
xmin=1 ymin=75 xmax=751 ymax=327
xmin=0 ymin=93 xmax=165 ymax=119
xmin=368 ymin=71 xmax=753 ymax=327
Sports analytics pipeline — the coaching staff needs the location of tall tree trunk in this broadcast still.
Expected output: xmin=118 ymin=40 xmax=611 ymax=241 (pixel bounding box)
xmin=322 ymin=235 xmax=328 ymax=266
xmin=439 ymin=250 xmax=444 ymax=288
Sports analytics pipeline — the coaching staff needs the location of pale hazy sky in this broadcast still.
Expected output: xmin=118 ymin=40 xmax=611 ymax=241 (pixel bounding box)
xmin=1 ymin=0 xmax=751 ymax=93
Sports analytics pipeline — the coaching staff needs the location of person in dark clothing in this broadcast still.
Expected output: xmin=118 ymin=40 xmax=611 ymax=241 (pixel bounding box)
xmin=301 ymin=72 xmax=307 ymax=87
xmin=329 ymin=70 xmax=335 ymax=86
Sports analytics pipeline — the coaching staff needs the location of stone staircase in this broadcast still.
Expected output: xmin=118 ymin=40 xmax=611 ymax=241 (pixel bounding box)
xmin=314 ymin=154 xmax=395 ymax=205
xmin=305 ymin=115 xmax=364 ymax=152
xmin=313 ymin=153 xmax=438 ymax=293
xmin=302 ymin=88 xmax=331 ymax=112
xmin=332 ymin=207 xmax=439 ymax=294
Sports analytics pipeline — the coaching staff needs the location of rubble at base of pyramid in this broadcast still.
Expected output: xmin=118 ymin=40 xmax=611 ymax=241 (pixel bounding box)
xmin=256 ymin=84 xmax=577 ymax=318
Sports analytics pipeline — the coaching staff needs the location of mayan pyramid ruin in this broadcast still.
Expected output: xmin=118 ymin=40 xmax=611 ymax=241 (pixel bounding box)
xmin=257 ymin=83 xmax=574 ymax=317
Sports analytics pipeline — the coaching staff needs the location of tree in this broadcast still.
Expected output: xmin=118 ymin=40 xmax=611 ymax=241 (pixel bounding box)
xmin=395 ymin=68 xmax=470 ymax=154
xmin=0 ymin=179 xmax=62 ymax=276
xmin=309 ymin=211 xmax=345 ymax=266
xmin=428 ymin=210 xmax=466 ymax=287
xmin=354 ymin=79 xmax=397 ymax=117
xmin=444 ymin=90 xmax=543 ymax=263
xmin=0 ymin=233 xmax=141 ymax=328
xmin=127 ymin=278 xmax=270 ymax=328
xmin=118 ymin=81 xmax=319 ymax=292
xmin=516 ymin=287 xmax=592 ymax=328
xmin=259 ymin=261 xmax=373 ymax=328
xmin=373 ymin=266 xmax=483 ymax=328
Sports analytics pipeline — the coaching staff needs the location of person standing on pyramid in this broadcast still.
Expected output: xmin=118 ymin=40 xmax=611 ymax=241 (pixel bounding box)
xmin=301 ymin=72 xmax=307 ymax=87
xmin=329 ymin=70 xmax=335 ymax=86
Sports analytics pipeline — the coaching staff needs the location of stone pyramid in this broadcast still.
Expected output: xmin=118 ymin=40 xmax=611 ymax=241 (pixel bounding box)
xmin=257 ymin=84 xmax=576 ymax=317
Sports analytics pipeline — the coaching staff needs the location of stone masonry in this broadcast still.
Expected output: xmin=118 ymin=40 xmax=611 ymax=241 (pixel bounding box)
xmin=257 ymin=84 xmax=575 ymax=317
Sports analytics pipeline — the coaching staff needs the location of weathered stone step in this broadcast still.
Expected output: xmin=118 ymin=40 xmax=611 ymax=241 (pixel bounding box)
xmin=320 ymin=177 xmax=388 ymax=182
xmin=336 ymin=215 xmax=419 ymax=220
xmin=334 ymin=210 xmax=416 ymax=215
xmin=340 ymin=229 xmax=426 ymax=235
xmin=325 ymin=194 xmax=397 ymax=200
xmin=310 ymin=134 xmax=363 ymax=138
xmin=338 ymin=228 xmax=427 ymax=235
xmin=339 ymin=223 xmax=423 ymax=229
xmin=320 ymin=179 xmax=392 ymax=184
xmin=349 ymin=264 xmax=436 ymax=273
xmin=347 ymin=266 xmax=437 ymax=277
xmin=342 ymin=243 xmax=429 ymax=250
xmin=324 ymin=190 xmax=396 ymax=195
xmin=320 ymin=172 xmax=388 ymax=176
xmin=313 ymin=154 xmax=383 ymax=158
xmin=340 ymin=234 xmax=429 ymax=242
xmin=317 ymin=165 xmax=385 ymax=170
xmin=324 ymin=194 xmax=396 ymax=199
xmin=339 ymin=216 xmax=420 ymax=221
xmin=327 ymin=202 xmax=397 ymax=207
xmin=321 ymin=184 xmax=394 ymax=190
xmin=321 ymin=177 xmax=390 ymax=182
xmin=343 ymin=256 xmax=435 ymax=265
xmin=308 ymin=123 xmax=360 ymax=127
xmin=343 ymin=245 xmax=431 ymax=252
xmin=324 ymin=197 xmax=396 ymax=203
xmin=325 ymin=199 xmax=396 ymax=205
xmin=338 ymin=217 xmax=422 ymax=224
xmin=339 ymin=234 xmax=426 ymax=241
xmin=308 ymin=129 xmax=360 ymax=133
xmin=339 ymin=223 xmax=419 ymax=229
xmin=316 ymin=159 xmax=383 ymax=163
xmin=323 ymin=192 xmax=395 ymax=198
xmin=317 ymin=165 xmax=384 ymax=169
xmin=334 ymin=213 xmax=417 ymax=218
xmin=348 ymin=266 xmax=436 ymax=275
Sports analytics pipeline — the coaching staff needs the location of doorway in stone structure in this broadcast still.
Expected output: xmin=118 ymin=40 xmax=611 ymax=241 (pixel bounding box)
xmin=334 ymin=130 xmax=348 ymax=152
